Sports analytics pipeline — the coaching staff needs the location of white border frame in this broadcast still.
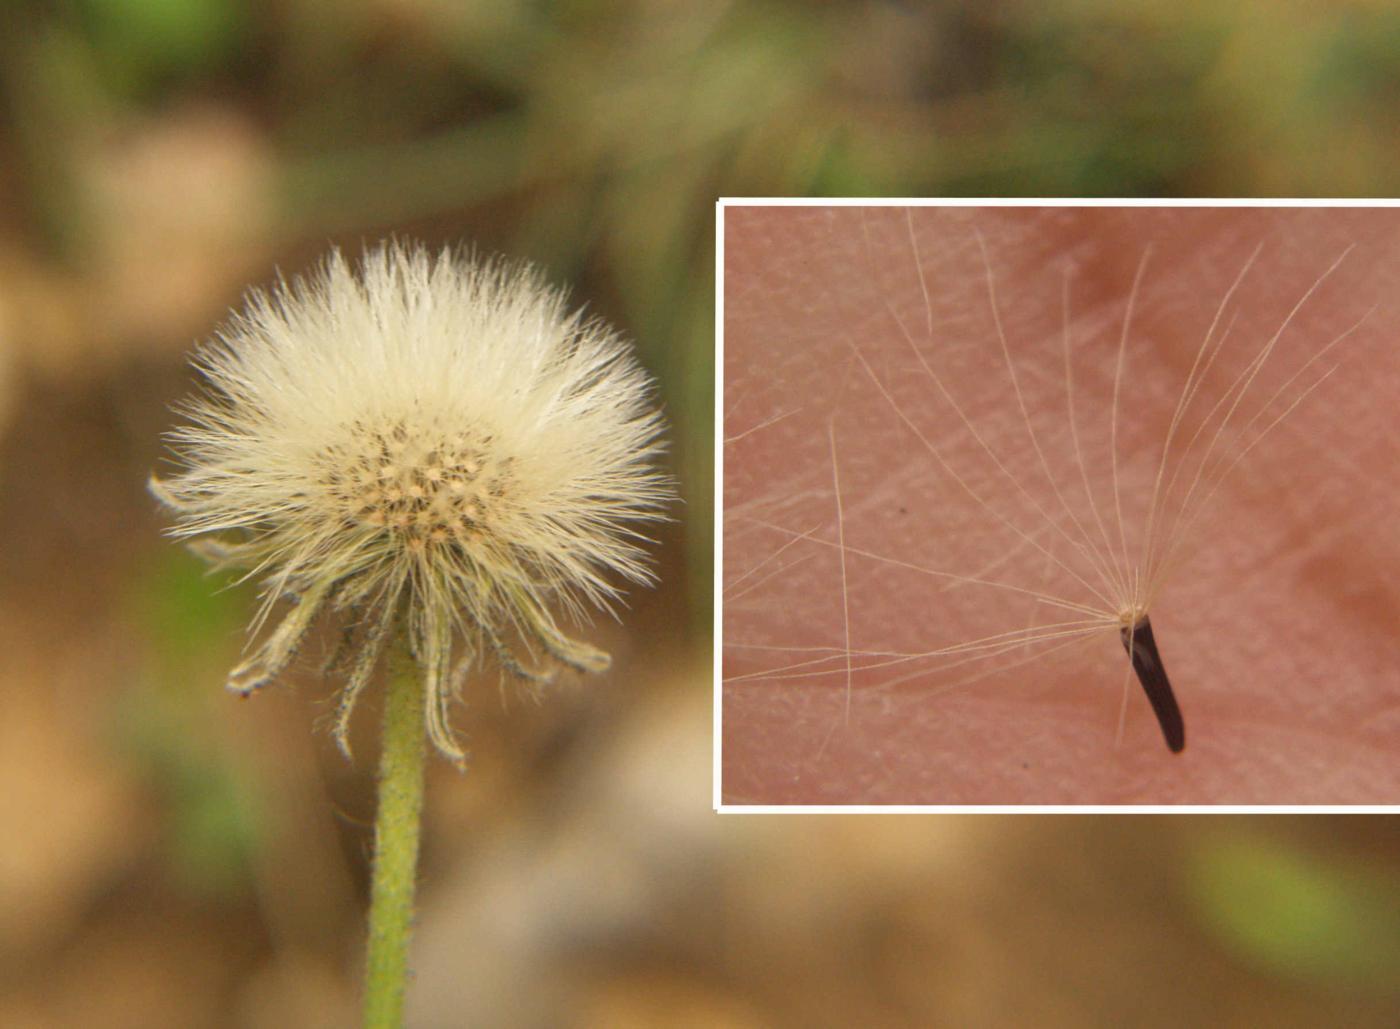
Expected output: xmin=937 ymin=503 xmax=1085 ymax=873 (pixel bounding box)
xmin=714 ymin=196 xmax=1400 ymax=814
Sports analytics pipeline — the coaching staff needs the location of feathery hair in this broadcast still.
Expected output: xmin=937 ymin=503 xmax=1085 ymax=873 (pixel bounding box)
xmin=153 ymin=242 xmax=671 ymax=763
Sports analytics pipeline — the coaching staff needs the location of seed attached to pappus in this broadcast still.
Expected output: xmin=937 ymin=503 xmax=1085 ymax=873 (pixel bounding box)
xmin=1119 ymin=616 xmax=1184 ymax=753
xmin=726 ymin=208 xmax=1372 ymax=761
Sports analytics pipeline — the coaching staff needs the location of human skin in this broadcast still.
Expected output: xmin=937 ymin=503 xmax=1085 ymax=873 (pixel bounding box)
xmin=722 ymin=205 xmax=1400 ymax=804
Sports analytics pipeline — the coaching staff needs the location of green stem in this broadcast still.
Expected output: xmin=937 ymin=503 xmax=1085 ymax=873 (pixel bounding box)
xmin=364 ymin=640 xmax=428 ymax=1029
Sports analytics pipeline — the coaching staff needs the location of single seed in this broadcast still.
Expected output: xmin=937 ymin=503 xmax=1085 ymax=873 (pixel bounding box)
xmin=1119 ymin=617 xmax=1185 ymax=753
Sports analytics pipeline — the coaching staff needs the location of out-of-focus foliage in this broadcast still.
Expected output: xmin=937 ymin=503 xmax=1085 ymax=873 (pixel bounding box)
xmin=123 ymin=549 xmax=258 ymax=896
xmin=1188 ymin=833 xmax=1400 ymax=991
xmin=75 ymin=0 xmax=249 ymax=98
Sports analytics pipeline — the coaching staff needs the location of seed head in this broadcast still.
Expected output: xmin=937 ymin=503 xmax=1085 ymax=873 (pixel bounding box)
xmin=153 ymin=242 xmax=672 ymax=763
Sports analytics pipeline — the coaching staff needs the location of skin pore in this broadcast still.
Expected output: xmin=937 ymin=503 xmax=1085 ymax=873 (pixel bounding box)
xmin=722 ymin=206 xmax=1400 ymax=804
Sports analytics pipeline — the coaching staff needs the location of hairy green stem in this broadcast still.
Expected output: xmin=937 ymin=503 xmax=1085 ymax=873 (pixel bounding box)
xmin=363 ymin=640 xmax=427 ymax=1028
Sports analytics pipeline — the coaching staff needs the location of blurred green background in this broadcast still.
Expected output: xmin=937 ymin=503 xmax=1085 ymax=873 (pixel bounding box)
xmin=0 ymin=1 xmax=1397 ymax=1026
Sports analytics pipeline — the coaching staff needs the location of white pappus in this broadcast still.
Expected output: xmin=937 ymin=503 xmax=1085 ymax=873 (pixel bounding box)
xmin=153 ymin=242 xmax=672 ymax=764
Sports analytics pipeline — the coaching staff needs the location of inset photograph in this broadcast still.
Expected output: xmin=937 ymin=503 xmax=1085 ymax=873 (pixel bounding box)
xmin=721 ymin=203 xmax=1400 ymax=806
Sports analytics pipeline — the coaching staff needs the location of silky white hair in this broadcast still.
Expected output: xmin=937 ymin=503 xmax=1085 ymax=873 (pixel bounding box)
xmin=154 ymin=241 xmax=671 ymax=763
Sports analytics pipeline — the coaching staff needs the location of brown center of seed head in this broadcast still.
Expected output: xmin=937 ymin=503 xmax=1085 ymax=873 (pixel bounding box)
xmin=318 ymin=419 xmax=511 ymax=550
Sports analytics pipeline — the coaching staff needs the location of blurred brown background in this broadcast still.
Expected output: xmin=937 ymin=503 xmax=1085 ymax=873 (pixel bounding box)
xmin=0 ymin=1 xmax=1397 ymax=1027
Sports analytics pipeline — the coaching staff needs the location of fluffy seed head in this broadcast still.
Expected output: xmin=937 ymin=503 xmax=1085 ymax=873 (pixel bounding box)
xmin=153 ymin=242 xmax=672 ymax=762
